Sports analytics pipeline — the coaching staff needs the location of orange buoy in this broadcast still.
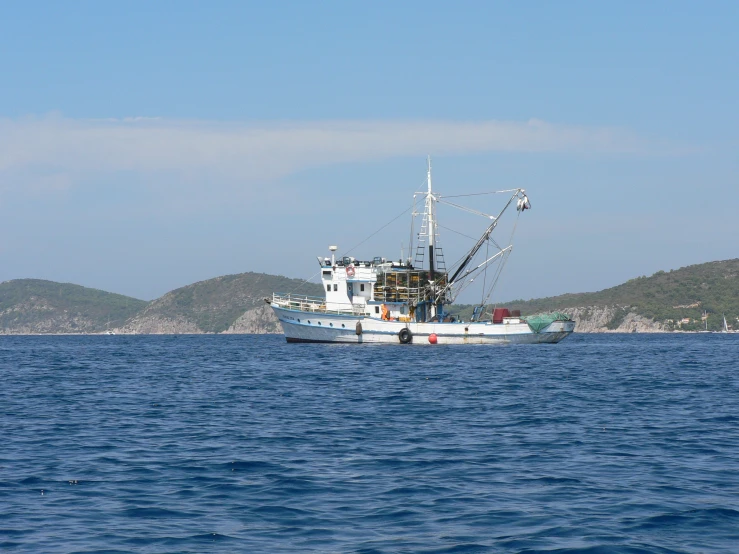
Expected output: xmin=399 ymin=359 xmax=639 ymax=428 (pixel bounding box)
xmin=428 ymin=333 xmax=438 ymax=344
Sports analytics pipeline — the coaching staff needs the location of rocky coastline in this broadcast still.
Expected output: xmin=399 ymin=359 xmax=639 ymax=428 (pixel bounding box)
xmin=0 ymin=304 xmax=667 ymax=335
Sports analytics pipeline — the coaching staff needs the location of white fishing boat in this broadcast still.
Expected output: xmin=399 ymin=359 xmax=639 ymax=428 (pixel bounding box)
xmin=268 ymin=160 xmax=575 ymax=344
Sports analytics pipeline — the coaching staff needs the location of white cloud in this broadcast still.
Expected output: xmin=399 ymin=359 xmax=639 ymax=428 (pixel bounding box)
xmin=0 ymin=115 xmax=655 ymax=187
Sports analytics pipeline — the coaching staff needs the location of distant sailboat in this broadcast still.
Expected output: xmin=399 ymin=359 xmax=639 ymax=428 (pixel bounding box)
xmin=722 ymin=314 xmax=729 ymax=333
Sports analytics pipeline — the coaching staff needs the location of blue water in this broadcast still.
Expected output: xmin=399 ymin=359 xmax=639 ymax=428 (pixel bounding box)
xmin=1 ymin=334 xmax=738 ymax=553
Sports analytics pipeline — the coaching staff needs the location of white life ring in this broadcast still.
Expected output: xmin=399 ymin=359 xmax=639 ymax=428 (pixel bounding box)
xmin=346 ymin=265 xmax=355 ymax=277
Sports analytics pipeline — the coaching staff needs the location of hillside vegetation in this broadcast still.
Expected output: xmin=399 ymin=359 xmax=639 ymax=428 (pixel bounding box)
xmin=0 ymin=279 xmax=147 ymax=333
xmin=501 ymin=259 xmax=739 ymax=331
xmin=123 ymin=272 xmax=323 ymax=333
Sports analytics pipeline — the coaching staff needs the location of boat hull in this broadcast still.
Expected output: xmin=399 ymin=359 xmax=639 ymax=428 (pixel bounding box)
xmin=271 ymin=305 xmax=575 ymax=344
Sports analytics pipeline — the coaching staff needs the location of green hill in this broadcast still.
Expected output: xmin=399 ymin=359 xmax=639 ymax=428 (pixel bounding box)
xmin=482 ymin=259 xmax=739 ymax=331
xmin=4 ymin=259 xmax=738 ymax=334
xmin=126 ymin=272 xmax=323 ymax=333
xmin=0 ymin=279 xmax=147 ymax=333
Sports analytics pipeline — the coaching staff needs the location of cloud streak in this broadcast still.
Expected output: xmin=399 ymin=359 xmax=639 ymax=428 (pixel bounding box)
xmin=1 ymin=115 xmax=654 ymax=177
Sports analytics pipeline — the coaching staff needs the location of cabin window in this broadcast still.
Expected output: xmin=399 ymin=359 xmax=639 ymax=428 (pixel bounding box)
xmin=333 ymin=284 xmax=338 ymax=291
xmin=360 ymin=284 xmax=365 ymax=292
xmin=326 ymin=284 xmax=331 ymax=292
xmin=375 ymin=306 xmax=380 ymax=314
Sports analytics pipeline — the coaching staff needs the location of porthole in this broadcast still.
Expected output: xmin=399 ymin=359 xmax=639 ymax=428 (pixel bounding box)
xmin=342 ymin=324 xmax=345 ymax=328
xmin=329 ymin=323 xmax=333 ymax=327
xmin=308 ymin=320 xmax=311 ymax=324
xmin=297 ymin=319 xmax=301 ymax=323
xmin=318 ymin=322 xmax=322 ymax=325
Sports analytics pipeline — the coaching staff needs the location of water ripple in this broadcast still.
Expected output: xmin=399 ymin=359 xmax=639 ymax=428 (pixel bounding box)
xmin=1 ymin=333 xmax=738 ymax=552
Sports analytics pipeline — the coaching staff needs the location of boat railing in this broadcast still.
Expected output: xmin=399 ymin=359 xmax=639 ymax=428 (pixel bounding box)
xmin=271 ymin=293 xmax=366 ymax=316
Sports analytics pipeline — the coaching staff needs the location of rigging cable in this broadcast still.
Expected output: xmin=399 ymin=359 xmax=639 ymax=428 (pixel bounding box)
xmin=291 ymin=196 xmax=420 ymax=295
xmin=436 ymin=224 xmax=479 ymax=242
xmin=440 ymin=189 xmax=521 ymax=199
xmin=480 ymin=210 xmax=522 ymax=307
xmin=408 ymin=194 xmax=418 ymax=264
xmin=481 ymin=239 xmax=490 ymax=307
xmin=437 ymin=199 xmax=496 ymax=219
xmin=446 ymin=200 xmax=523 ymax=306
xmin=287 ymin=270 xmax=323 ymax=295
xmin=446 ymin=189 xmax=521 ymax=286
xmin=342 ymin=204 xmax=415 ymax=258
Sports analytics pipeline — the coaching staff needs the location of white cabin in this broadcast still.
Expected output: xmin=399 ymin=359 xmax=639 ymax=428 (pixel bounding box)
xmin=318 ymin=252 xmax=418 ymax=321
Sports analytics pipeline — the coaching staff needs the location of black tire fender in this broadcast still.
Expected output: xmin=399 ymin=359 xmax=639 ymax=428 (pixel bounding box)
xmin=398 ymin=327 xmax=412 ymax=344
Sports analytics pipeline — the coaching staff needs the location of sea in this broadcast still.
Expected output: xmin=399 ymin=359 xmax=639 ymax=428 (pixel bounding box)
xmin=1 ymin=333 xmax=738 ymax=553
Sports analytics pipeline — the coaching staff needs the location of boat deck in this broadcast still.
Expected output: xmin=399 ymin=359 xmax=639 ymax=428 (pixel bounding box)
xmin=270 ymin=293 xmax=366 ymax=316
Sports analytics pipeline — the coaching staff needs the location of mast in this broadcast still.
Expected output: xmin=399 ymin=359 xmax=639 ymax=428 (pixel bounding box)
xmin=425 ymin=157 xmax=438 ymax=320
xmin=426 ymin=157 xmax=435 ymax=283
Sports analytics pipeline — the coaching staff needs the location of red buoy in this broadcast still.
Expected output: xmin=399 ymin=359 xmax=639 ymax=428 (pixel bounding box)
xmin=428 ymin=333 xmax=438 ymax=344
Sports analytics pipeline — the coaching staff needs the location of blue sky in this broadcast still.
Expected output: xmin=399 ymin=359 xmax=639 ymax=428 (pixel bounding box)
xmin=0 ymin=1 xmax=737 ymax=302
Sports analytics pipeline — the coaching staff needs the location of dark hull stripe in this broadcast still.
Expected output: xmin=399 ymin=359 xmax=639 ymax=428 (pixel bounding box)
xmin=285 ymin=337 xmax=343 ymax=344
